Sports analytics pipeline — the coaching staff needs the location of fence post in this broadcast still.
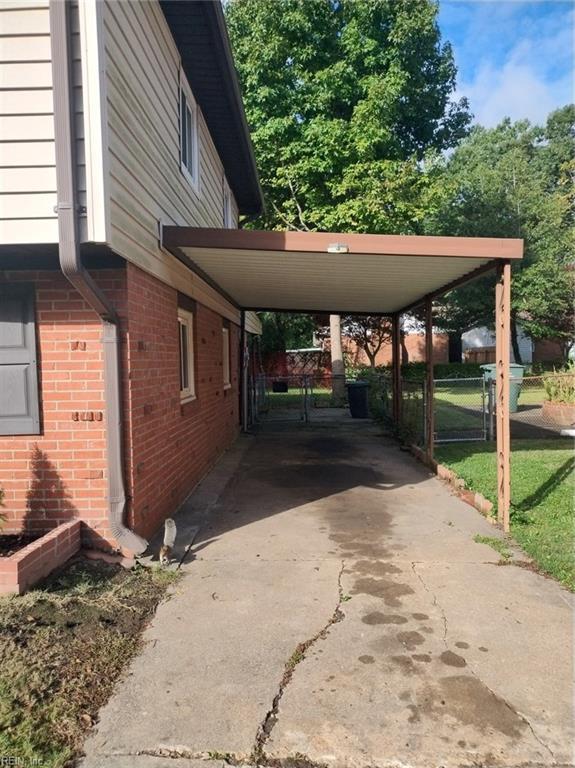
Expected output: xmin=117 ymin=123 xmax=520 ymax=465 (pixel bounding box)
xmin=495 ymin=261 xmax=511 ymax=531
xmin=425 ymin=296 xmax=435 ymax=462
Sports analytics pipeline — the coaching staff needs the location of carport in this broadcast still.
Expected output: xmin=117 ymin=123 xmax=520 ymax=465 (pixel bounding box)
xmin=161 ymin=226 xmax=523 ymax=530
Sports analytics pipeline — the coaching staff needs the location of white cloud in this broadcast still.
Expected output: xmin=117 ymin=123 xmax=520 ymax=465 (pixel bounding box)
xmin=457 ymin=58 xmax=573 ymax=127
xmin=450 ymin=3 xmax=574 ymax=127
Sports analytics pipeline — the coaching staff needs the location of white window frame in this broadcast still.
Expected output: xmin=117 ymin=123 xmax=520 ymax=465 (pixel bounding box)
xmin=223 ymin=177 xmax=234 ymax=228
xmin=222 ymin=326 xmax=231 ymax=389
xmin=178 ymin=308 xmax=196 ymax=402
xmin=179 ymin=70 xmax=199 ymax=193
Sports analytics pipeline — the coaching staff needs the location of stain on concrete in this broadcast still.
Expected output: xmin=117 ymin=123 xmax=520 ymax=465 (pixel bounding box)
xmin=412 ymin=653 xmax=431 ymax=663
xmin=440 ymin=650 xmax=467 ymax=668
xmin=362 ymin=612 xmax=407 ymax=625
xmin=407 ymin=704 xmax=421 ymax=723
xmin=455 ymin=641 xmax=470 ymax=649
xmin=390 ymin=655 xmax=420 ymax=676
xmin=412 ymin=612 xmax=429 ymax=620
xmin=438 ymin=675 xmax=527 ymax=738
xmin=397 ymin=631 xmax=425 ymax=650
xmin=352 ymin=560 xmax=402 ymax=577
xmin=358 ymin=655 xmax=375 ymax=665
xmin=351 ymin=577 xmax=414 ymax=607
xmin=479 ymin=646 xmax=489 ymax=652
xmin=420 ymin=626 xmax=434 ymax=634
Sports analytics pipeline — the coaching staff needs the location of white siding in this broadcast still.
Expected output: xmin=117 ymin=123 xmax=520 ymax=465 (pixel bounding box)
xmin=0 ymin=1 xmax=87 ymax=244
xmin=103 ymin=0 xmax=241 ymax=321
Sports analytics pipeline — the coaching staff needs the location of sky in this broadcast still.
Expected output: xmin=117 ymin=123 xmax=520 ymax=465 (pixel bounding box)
xmin=437 ymin=0 xmax=574 ymax=128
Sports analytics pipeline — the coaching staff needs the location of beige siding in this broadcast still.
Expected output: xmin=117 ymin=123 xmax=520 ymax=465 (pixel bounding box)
xmin=103 ymin=0 xmax=241 ymax=320
xmin=0 ymin=1 xmax=86 ymax=244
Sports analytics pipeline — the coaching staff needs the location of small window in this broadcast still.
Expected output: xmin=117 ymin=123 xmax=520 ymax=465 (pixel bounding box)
xmin=0 ymin=283 xmax=40 ymax=435
xmin=178 ymin=308 xmax=195 ymax=401
xmin=222 ymin=326 xmax=231 ymax=389
xmin=223 ymin=179 xmax=233 ymax=228
xmin=180 ymin=72 xmax=199 ymax=190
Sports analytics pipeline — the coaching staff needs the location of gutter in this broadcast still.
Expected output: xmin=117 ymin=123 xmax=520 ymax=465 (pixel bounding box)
xmin=49 ymin=0 xmax=147 ymax=555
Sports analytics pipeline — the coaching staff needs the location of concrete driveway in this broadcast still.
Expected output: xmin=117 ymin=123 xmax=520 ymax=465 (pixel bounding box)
xmin=82 ymin=423 xmax=573 ymax=768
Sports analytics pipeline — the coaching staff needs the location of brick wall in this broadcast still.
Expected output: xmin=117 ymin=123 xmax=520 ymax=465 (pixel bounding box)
xmin=0 ymin=264 xmax=241 ymax=550
xmin=0 ymin=269 xmax=120 ymax=542
xmin=123 ymin=263 xmax=240 ymax=541
xmin=344 ymin=332 xmax=449 ymax=367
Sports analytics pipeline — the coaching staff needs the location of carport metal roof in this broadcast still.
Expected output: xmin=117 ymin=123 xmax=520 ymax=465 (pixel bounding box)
xmin=161 ymin=227 xmax=523 ymax=314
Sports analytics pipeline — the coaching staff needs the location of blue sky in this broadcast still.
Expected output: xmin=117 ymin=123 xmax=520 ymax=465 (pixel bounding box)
xmin=438 ymin=1 xmax=574 ymax=127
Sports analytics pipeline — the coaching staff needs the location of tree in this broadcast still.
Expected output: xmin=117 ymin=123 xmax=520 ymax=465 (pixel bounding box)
xmin=428 ymin=106 xmax=575 ymax=362
xmin=259 ymin=312 xmax=315 ymax=356
xmin=226 ymin=0 xmax=470 ymax=234
xmin=341 ymin=315 xmax=392 ymax=368
xmin=226 ymin=0 xmax=470 ymax=385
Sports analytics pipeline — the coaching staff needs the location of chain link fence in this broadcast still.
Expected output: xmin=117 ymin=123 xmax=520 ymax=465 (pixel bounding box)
xmin=366 ymin=370 xmax=574 ymax=445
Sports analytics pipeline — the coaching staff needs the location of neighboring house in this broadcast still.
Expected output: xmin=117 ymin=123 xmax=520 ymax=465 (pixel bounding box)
xmin=0 ymin=0 xmax=262 ymax=555
xmin=462 ymin=326 xmax=569 ymax=365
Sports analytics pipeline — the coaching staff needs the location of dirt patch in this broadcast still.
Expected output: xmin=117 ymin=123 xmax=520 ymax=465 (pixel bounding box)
xmin=412 ymin=653 xmax=431 ymax=663
xmin=0 ymin=557 xmax=177 ymax=766
xmin=455 ymin=641 xmax=470 ymax=649
xmin=0 ymin=532 xmax=40 ymax=557
xmin=358 ymin=655 xmax=375 ymax=664
xmin=362 ymin=612 xmax=407 ymax=625
xmin=411 ymin=612 xmax=429 ymax=620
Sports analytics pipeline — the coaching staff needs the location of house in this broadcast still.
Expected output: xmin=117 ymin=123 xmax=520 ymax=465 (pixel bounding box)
xmin=0 ymin=0 xmax=263 ymax=571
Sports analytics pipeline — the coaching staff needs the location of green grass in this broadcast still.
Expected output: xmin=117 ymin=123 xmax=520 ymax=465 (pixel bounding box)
xmin=436 ymin=439 xmax=574 ymax=590
xmin=266 ymin=387 xmax=339 ymax=409
xmin=0 ymin=558 xmax=178 ymax=767
xmin=473 ymin=534 xmax=512 ymax=560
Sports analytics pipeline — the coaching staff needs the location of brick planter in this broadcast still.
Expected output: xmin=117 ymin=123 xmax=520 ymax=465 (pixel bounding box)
xmin=0 ymin=520 xmax=81 ymax=595
xmin=542 ymin=400 xmax=575 ymax=426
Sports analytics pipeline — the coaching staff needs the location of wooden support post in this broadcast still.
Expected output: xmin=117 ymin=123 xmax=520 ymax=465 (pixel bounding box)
xmin=425 ymin=296 xmax=434 ymax=462
xmin=392 ymin=313 xmax=402 ymax=429
xmin=495 ymin=262 xmax=511 ymax=531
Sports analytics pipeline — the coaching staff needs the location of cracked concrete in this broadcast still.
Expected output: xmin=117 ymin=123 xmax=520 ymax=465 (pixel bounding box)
xmin=81 ymin=425 xmax=573 ymax=768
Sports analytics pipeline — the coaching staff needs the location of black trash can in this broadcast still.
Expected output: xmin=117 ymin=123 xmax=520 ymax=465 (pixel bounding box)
xmin=272 ymin=380 xmax=288 ymax=393
xmin=347 ymin=380 xmax=370 ymax=419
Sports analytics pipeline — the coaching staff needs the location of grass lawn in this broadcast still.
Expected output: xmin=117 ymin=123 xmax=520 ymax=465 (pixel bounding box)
xmin=0 ymin=558 xmax=177 ymax=767
xmin=266 ymin=386 xmax=338 ymax=409
xmin=436 ymin=439 xmax=574 ymax=591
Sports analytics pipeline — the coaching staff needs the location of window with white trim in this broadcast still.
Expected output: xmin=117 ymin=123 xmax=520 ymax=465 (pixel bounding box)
xmin=178 ymin=308 xmax=195 ymax=401
xmin=222 ymin=325 xmax=231 ymax=389
xmin=223 ymin=178 xmax=233 ymax=228
xmin=180 ymin=72 xmax=199 ymax=190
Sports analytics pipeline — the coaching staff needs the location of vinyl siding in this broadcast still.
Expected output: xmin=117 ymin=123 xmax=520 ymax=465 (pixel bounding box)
xmin=0 ymin=1 xmax=87 ymax=244
xmin=103 ymin=0 xmax=241 ymax=322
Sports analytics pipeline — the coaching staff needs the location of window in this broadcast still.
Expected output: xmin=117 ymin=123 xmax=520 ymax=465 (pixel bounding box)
xmin=180 ymin=72 xmax=199 ymax=190
xmin=0 ymin=284 xmax=40 ymax=435
xmin=223 ymin=178 xmax=233 ymax=228
xmin=178 ymin=308 xmax=195 ymax=401
xmin=222 ymin=325 xmax=231 ymax=389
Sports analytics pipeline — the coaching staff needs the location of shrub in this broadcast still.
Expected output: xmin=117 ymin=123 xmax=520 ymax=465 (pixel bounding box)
xmin=543 ymin=364 xmax=575 ymax=403
xmin=346 ymin=361 xmax=484 ymax=381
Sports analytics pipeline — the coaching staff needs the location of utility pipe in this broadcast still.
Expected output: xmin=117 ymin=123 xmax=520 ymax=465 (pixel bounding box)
xmin=49 ymin=0 xmax=147 ymax=555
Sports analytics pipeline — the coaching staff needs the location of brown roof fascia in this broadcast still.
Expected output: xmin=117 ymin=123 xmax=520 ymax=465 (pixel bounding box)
xmin=161 ymin=227 xmax=524 ymax=261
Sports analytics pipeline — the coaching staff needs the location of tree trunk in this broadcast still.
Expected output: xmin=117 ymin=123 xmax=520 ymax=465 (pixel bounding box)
xmin=400 ymin=331 xmax=409 ymax=365
xmin=510 ymin=315 xmax=523 ymax=364
xmin=448 ymin=332 xmax=463 ymax=363
xmin=329 ymin=314 xmax=346 ymax=404
xmin=365 ymin=348 xmax=377 ymax=369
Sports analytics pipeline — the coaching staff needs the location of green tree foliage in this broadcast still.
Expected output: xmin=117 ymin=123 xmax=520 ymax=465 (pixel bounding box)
xmin=226 ymin=0 xmax=470 ymax=233
xmin=259 ymin=312 xmax=316 ymax=355
xmin=430 ymin=106 xmax=575 ymax=361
